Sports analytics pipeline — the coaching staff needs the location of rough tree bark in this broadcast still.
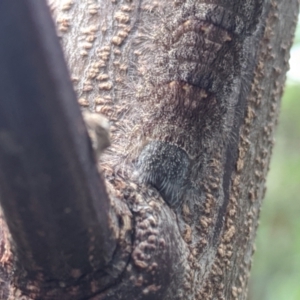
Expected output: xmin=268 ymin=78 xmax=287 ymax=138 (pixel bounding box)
xmin=0 ymin=0 xmax=298 ymax=299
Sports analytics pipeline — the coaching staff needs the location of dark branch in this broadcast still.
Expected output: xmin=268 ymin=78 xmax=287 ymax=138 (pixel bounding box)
xmin=0 ymin=0 xmax=116 ymax=285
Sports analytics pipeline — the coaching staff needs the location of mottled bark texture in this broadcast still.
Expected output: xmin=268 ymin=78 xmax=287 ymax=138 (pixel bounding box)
xmin=0 ymin=0 xmax=298 ymax=299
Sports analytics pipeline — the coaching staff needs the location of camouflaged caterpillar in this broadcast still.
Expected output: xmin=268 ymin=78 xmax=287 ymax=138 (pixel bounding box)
xmin=133 ymin=0 xmax=265 ymax=208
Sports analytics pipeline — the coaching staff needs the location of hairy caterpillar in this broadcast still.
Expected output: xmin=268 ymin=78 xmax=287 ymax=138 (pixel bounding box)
xmin=132 ymin=0 xmax=265 ymax=207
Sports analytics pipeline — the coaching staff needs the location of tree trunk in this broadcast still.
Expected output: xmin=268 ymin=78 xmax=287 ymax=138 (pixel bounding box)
xmin=0 ymin=0 xmax=298 ymax=299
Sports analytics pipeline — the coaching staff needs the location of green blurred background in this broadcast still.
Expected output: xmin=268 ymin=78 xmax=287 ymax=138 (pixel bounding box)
xmin=248 ymin=17 xmax=300 ymax=300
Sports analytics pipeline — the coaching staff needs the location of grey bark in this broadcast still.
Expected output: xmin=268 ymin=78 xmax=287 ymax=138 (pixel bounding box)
xmin=0 ymin=0 xmax=298 ymax=299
